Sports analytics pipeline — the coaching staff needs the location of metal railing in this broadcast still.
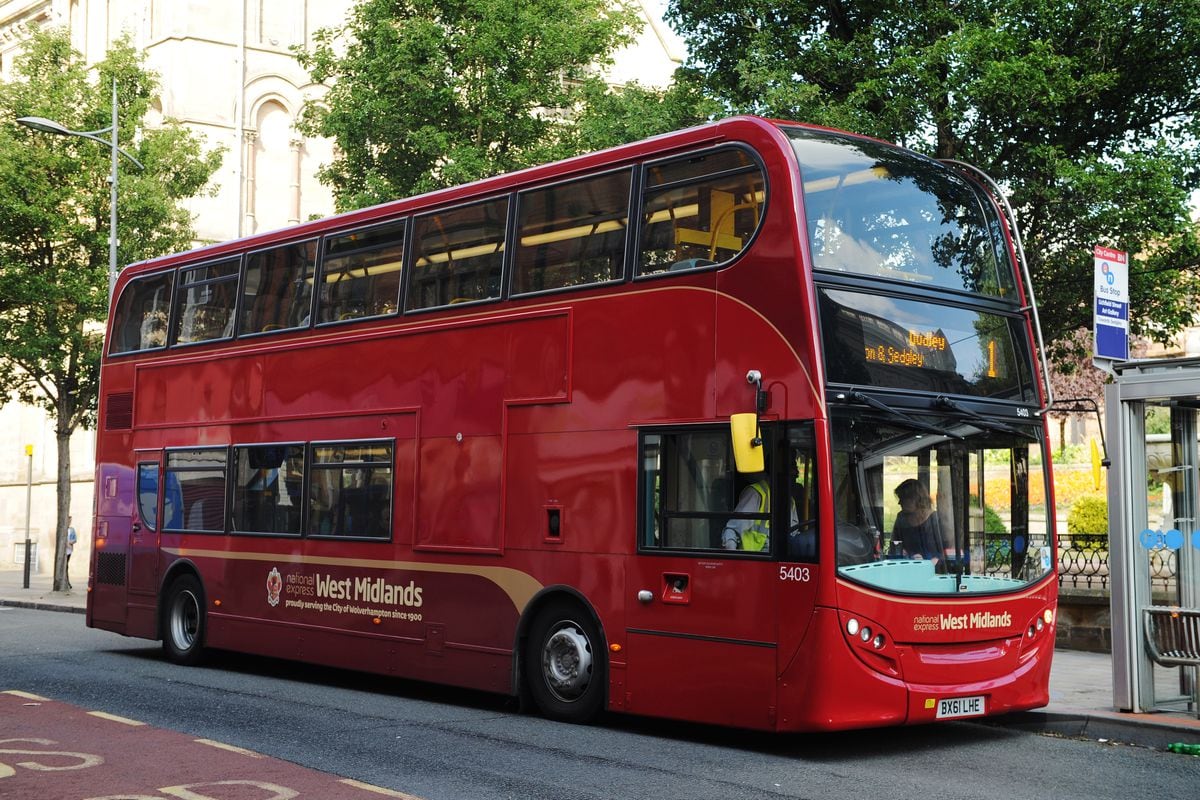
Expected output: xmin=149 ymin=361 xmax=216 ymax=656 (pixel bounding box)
xmin=1057 ymin=536 xmax=1179 ymax=594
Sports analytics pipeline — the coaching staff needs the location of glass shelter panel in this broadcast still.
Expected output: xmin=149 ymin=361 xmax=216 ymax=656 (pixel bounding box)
xmin=1138 ymin=403 xmax=1196 ymax=714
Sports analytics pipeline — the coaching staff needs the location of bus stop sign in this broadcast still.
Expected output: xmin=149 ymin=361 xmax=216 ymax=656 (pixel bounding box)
xmin=1094 ymin=245 xmax=1129 ymax=360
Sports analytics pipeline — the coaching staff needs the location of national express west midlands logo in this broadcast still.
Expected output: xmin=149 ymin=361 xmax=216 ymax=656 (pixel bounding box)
xmin=266 ymin=567 xmax=283 ymax=607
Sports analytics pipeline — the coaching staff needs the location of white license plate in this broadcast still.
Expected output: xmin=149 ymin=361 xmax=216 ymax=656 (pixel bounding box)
xmin=935 ymin=695 xmax=986 ymax=719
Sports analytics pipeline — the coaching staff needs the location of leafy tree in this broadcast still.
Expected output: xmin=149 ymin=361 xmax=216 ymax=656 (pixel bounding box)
xmin=296 ymin=0 xmax=647 ymax=209
xmin=666 ymin=0 xmax=1200 ymax=359
xmin=569 ymin=69 xmax=722 ymax=152
xmin=0 ymin=29 xmax=222 ymax=591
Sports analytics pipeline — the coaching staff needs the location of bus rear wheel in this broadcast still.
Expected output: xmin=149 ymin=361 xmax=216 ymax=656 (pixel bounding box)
xmin=525 ymin=600 xmax=605 ymax=724
xmin=162 ymin=574 xmax=206 ymax=666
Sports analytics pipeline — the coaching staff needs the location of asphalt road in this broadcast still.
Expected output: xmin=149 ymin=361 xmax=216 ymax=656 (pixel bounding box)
xmin=1 ymin=606 xmax=1195 ymax=800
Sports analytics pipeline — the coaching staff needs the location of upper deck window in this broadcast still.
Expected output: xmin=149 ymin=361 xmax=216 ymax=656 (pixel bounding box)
xmin=241 ymin=240 xmax=318 ymax=334
xmin=638 ymin=147 xmax=765 ymax=275
xmin=318 ymin=220 xmax=406 ymax=324
xmin=513 ymin=169 xmax=631 ymax=295
xmin=173 ymin=257 xmax=239 ymax=345
xmin=110 ymin=271 xmax=174 ymax=354
xmin=407 ymin=198 xmax=508 ymax=310
xmin=789 ymin=129 xmax=1016 ymax=299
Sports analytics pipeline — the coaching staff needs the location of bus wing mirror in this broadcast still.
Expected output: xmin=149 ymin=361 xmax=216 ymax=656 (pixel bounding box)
xmin=730 ymin=413 xmax=764 ymax=473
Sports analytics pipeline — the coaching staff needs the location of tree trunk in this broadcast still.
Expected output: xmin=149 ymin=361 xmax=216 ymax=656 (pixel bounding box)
xmin=52 ymin=416 xmax=72 ymax=592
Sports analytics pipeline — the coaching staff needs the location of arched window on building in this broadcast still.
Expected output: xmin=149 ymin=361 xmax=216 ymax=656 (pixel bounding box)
xmin=250 ymin=100 xmax=301 ymax=234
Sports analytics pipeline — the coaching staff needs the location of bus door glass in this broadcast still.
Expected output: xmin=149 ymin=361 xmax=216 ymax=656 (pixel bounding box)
xmin=131 ymin=451 xmax=164 ymax=596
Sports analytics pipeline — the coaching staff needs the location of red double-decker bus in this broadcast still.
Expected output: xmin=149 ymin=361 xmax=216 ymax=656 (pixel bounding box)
xmin=90 ymin=116 xmax=1057 ymax=731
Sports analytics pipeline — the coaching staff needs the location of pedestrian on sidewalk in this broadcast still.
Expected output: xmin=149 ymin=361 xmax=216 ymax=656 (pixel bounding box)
xmin=65 ymin=518 xmax=77 ymax=591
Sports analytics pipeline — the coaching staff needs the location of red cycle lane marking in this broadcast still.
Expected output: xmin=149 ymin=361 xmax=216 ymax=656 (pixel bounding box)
xmin=0 ymin=690 xmax=421 ymax=799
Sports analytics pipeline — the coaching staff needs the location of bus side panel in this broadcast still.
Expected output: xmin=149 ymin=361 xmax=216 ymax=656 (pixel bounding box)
xmin=197 ymin=551 xmax=524 ymax=695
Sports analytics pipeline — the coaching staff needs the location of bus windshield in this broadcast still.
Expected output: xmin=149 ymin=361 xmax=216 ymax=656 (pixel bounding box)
xmin=788 ymin=128 xmax=1016 ymax=299
xmin=831 ymin=409 xmax=1052 ymax=596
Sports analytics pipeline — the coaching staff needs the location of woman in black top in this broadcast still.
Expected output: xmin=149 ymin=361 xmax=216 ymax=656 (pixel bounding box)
xmin=891 ymin=479 xmax=944 ymax=560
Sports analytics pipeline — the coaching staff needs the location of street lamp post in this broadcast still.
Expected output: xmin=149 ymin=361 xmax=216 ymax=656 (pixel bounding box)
xmin=17 ymin=78 xmax=144 ymax=299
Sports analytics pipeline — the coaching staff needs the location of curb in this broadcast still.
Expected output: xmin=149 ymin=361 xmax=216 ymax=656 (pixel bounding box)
xmin=0 ymin=599 xmax=86 ymax=615
xmin=992 ymin=709 xmax=1200 ymax=751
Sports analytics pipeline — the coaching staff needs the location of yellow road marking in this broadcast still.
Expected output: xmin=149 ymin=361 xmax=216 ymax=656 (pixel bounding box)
xmin=194 ymin=738 xmax=263 ymax=757
xmin=340 ymin=778 xmax=426 ymax=798
xmin=3 ymin=690 xmax=49 ymax=701
xmin=88 ymin=711 xmax=147 ymax=726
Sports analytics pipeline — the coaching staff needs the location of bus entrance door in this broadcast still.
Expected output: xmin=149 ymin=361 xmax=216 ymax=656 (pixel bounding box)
xmin=623 ymin=557 xmax=779 ymax=729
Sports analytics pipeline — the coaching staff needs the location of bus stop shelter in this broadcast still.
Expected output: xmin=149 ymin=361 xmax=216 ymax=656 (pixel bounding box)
xmin=1106 ymin=357 xmax=1200 ymax=717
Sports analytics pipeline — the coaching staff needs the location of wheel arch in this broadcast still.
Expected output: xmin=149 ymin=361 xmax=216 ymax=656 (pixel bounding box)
xmin=511 ymin=585 xmax=609 ymax=702
xmin=158 ymin=559 xmax=205 ymax=641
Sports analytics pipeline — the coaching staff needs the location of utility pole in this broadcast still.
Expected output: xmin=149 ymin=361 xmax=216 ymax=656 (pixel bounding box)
xmin=21 ymin=444 xmax=33 ymax=589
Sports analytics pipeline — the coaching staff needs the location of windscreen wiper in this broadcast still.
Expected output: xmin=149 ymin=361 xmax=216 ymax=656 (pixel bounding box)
xmin=842 ymin=390 xmax=963 ymax=439
xmin=934 ymin=395 xmax=1037 ymax=440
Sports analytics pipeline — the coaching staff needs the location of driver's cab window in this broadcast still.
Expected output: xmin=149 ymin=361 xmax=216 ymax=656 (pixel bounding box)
xmin=639 ymin=424 xmax=817 ymax=557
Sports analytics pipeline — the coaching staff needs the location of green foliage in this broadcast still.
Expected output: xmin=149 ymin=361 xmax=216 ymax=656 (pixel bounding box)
xmin=1145 ymin=406 xmax=1172 ymax=435
xmin=665 ymin=0 xmax=1200 ymax=358
xmin=0 ymin=28 xmax=221 ymax=431
xmin=0 ymin=28 xmax=221 ymax=589
xmin=983 ymin=504 xmax=1008 ymax=535
xmin=1067 ymin=494 xmax=1109 ymax=536
xmin=296 ymin=0 xmax=658 ymax=209
xmin=570 ymin=70 xmax=721 ymax=153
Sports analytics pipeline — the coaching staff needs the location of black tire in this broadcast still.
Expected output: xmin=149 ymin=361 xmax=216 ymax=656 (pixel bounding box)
xmin=524 ymin=600 xmax=605 ymax=724
xmin=162 ymin=574 xmax=206 ymax=666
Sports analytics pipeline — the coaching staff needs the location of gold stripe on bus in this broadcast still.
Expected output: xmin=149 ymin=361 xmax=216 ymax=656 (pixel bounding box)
xmin=162 ymin=547 xmax=544 ymax=613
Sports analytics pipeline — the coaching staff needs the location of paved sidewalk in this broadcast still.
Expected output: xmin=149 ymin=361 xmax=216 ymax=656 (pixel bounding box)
xmin=2 ymin=568 xmax=1198 ymax=747
xmin=0 ymin=567 xmax=85 ymax=613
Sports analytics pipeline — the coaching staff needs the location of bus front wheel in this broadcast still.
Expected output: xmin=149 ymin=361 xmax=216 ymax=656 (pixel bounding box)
xmin=524 ymin=601 xmax=605 ymax=724
xmin=162 ymin=574 xmax=206 ymax=666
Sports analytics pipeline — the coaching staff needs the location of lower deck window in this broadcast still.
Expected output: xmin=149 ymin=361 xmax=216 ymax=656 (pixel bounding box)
xmin=164 ymin=448 xmax=228 ymax=532
xmin=308 ymin=441 xmax=393 ymax=538
xmin=232 ymin=445 xmax=304 ymax=535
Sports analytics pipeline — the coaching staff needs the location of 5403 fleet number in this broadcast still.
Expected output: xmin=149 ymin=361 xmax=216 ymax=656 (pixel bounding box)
xmin=779 ymin=565 xmax=811 ymax=582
